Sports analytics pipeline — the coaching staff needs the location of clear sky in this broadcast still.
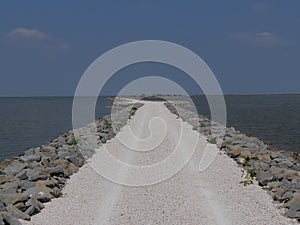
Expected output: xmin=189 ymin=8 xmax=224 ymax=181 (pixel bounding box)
xmin=0 ymin=0 xmax=299 ymax=96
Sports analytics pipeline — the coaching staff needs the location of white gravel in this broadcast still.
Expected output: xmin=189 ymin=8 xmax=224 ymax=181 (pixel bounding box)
xmin=21 ymin=101 xmax=296 ymax=225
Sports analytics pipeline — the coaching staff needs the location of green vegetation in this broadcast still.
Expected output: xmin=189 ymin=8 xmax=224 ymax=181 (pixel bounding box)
xmin=241 ymin=156 xmax=255 ymax=186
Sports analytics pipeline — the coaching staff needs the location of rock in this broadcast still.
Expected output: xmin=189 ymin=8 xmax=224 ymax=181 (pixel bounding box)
xmin=287 ymin=201 xmax=300 ymax=218
xmin=269 ymin=167 xmax=284 ymax=180
xmin=283 ymin=169 xmax=299 ymax=181
xmin=1 ymin=160 xmax=26 ymax=176
xmin=14 ymin=202 xmax=26 ymax=211
xmin=226 ymin=145 xmax=242 ymax=158
xmin=253 ymin=161 xmax=270 ymax=172
xmin=41 ymin=167 xmax=64 ymax=177
xmin=0 ymin=179 xmax=20 ymax=190
xmin=25 ymin=196 xmax=44 ymax=214
xmin=50 ymin=187 xmax=62 ymax=198
xmin=271 ymin=187 xmax=284 ymax=201
xmin=24 ymin=147 xmax=37 ymax=156
xmin=25 ymin=184 xmax=53 ymax=203
xmin=282 ymin=191 xmax=293 ymax=202
xmin=50 ymin=159 xmax=78 ymax=177
xmin=0 ymin=175 xmax=8 ymax=184
xmin=16 ymin=170 xmax=28 ymax=180
xmin=1 ymin=212 xmax=22 ymax=225
xmin=26 ymin=161 xmax=40 ymax=169
xmin=1 ymin=193 xmax=28 ymax=205
xmin=7 ymin=204 xmax=31 ymax=221
xmin=284 ymin=192 xmax=300 ymax=208
xmin=19 ymin=154 xmax=42 ymax=163
xmin=0 ymin=201 xmax=5 ymax=211
xmin=256 ymin=170 xmax=273 ymax=186
xmin=21 ymin=180 xmax=35 ymax=190
xmin=30 ymin=173 xmax=50 ymax=182
xmin=237 ymin=157 xmax=246 ymax=164
xmin=240 ymin=149 xmax=252 ymax=158
xmin=40 ymin=157 xmax=50 ymax=166
xmin=41 ymin=146 xmax=56 ymax=154
xmin=68 ymin=156 xmax=85 ymax=167
xmin=0 ymin=213 xmax=3 ymax=225
xmin=257 ymin=152 xmax=271 ymax=161
xmin=36 ymin=179 xmax=57 ymax=188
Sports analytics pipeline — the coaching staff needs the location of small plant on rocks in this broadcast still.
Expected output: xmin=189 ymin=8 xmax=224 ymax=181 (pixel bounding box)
xmin=241 ymin=156 xmax=255 ymax=186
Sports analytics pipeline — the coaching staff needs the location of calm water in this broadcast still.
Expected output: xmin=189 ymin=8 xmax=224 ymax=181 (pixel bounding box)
xmin=0 ymin=95 xmax=299 ymax=162
xmin=0 ymin=97 xmax=111 ymax=162
xmin=191 ymin=95 xmax=300 ymax=153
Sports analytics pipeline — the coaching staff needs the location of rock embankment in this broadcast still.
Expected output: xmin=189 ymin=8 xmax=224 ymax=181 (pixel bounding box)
xmin=165 ymin=101 xmax=300 ymax=222
xmin=0 ymin=102 xmax=143 ymax=225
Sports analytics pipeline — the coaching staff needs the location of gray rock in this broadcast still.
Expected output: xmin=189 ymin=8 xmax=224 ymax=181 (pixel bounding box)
xmin=21 ymin=180 xmax=36 ymax=190
xmin=16 ymin=170 xmax=28 ymax=180
xmin=19 ymin=154 xmax=42 ymax=163
xmin=25 ymin=196 xmax=44 ymax=215
xmin=40 ymin=146 xmax=56 ymax=154
xmin=0 ymin=175 xmax=8 ymax=184
xmin=0 ymin=214 xmax=3 ymax=225
xmin=287 ymin=201 xmax=300 ymax=218
xmin=30 ymin=173 xmax=50 ymax=182
xmin=14 ymin=202 xmax=26 ymax=211
xmin=25 ymin=184 xmax=53 ymax=203
xmin=2 ymin=161 xmax=26 ymax=176
xmin=281 ymin=191 xmax=293 ymax=201
xmin=0 ymin=201 xmax=5 ymax=211
xmin=7 ymin=204 xmax=31 ymax=221
xmin=1 ymin=193 xmax=29 ymax=205
xmin=25 ymin=205 xmax=40 ymax=216
xmin=256 ymin=170 xmax=273 ymax=186
xmin=1 ymin=212 xmax=22 ymax=225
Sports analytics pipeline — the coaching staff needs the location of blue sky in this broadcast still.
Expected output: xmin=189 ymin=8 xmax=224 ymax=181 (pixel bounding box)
xmin=0 ymin=0 xmax=299 ymax=96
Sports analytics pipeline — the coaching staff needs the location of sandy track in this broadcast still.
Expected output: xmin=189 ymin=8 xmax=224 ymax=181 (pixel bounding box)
xmin=22 ymin=102 xmax=295 ymax=225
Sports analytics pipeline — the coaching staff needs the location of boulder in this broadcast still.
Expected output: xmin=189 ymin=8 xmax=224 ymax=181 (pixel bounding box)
xmin=256 ymin=170 xmax=273 ymax=186
xmin=19 ymin=154 xmax=42 ymax=163
xmin=30 ymin=173 xmax=50 ymax=182
xmin=14 ymin=202 xmax=26 ymax=211
xmin=25 ymin=196 xmax=44 ymax=215
xmin=41 ymin=146 xmax=56 ymax=154
xmin=0 ymin=175 xmax=8 ymax=184
xmin=1 ymin=193 xmax=28 ymax=206
xmin=1 ymin=212 xmax=22 ymax=225
xmin=271 ymin=187 xmax=284 ymax=201
xmin=16 ymin=170 xmax=28 ymax=180
xmin=25 ymin=184 xmax=53 ymax=203
xmin=257 ymin=152 xmax=271 ymax=161
xmin=281 ymin=191 xmax=293 ymax=202
xmin=226 ymin=145 xmax=242 ymax=158
xmin=36 ymin=179 xmax=57 ymax=188
xmin=40 ymin=167 xmax=64 ymax=177
xmin=1 ymin=160 xmax=26 ymax=176
xmin=0 ymin=213 xmax=3 ymax=225
xmin=287 ymin=201 xmax=300 ymax=218
xmin=7 ymin=204 xmax=31 ymax=221
xmin=283 ymin=169 xmax=299 ymax=181
xmin=240 ymin=149 xmax=252 ymax=158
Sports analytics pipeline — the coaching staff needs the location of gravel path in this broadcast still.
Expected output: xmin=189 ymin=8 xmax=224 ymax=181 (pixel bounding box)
xmin=21 ymin=101 xmax=296 ymax=225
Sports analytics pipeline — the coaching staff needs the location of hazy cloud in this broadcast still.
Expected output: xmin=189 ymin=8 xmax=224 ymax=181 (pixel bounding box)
xmin=227 ymin=32 xmax=296 ymax=47
xmin=5 ymin=28 xmax=70 ymax=50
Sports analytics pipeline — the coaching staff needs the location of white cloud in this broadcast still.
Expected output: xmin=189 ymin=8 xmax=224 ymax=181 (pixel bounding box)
xmin=5 ymin=28 xmax=70 ymax=50
xmin=227 ymin=32 xmax=295 ymax=47
xmin=7 ymin=28 xmax=49 ymax=40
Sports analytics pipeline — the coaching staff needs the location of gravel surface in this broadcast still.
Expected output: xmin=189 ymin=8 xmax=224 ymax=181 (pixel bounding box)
xmin=21 ymin=101 xmax=296 ymax=225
